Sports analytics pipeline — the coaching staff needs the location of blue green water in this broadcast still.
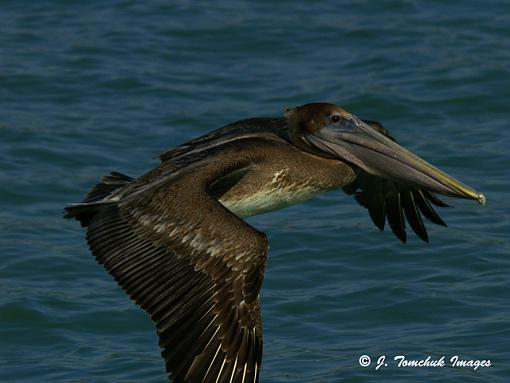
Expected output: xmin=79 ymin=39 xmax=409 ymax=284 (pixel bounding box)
xmin=1 ymin=1 xmax=509 ymax=382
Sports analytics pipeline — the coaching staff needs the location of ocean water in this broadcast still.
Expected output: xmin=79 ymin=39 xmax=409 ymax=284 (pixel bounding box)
xmin=1 ymin=1 xmax=509 ymax=382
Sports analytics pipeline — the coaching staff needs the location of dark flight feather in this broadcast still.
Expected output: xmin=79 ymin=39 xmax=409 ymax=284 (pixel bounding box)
xmin=342 ymin=120 xmax=448 ymax=243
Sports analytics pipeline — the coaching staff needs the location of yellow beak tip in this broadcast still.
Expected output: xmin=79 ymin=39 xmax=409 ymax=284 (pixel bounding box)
xmin=476 ymin=192 xmax=486 ymax=206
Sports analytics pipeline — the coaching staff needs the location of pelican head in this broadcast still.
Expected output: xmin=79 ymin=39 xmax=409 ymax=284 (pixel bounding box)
xmin=286 ymin=102 xmax=485 ymax=204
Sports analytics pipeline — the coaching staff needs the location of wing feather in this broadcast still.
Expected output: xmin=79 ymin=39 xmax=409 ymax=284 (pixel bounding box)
xmin=159 ymin=117 xmax=286 ymax=165
xmin=402 ymin=191 xmax=429 ymax=242
xmin=386 ymin=190 xmax=406 ymax=243
xmin=415 ymin=190 xmax=447 ymax=227
xmin=343 ymin=120 xmax=449 ymax=242
xmin=79 ymin=157 xmax=268 ymax=383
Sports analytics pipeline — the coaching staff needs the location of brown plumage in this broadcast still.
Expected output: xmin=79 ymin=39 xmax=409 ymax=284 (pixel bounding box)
xmin=65 ymin=102 xmax=484 ymax=382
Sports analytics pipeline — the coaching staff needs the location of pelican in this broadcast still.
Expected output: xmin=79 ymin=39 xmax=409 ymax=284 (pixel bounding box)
xmin=65 ymin=103 xmax=485 ymax=383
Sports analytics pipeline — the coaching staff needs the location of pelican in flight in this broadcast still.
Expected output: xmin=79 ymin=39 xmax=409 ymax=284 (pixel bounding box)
xmin=65 ymin=103 xmax=485 ymax=383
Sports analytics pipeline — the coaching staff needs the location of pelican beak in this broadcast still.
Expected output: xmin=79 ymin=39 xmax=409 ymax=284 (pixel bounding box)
xmin=306 ymin=114 xmax=486 ymax=205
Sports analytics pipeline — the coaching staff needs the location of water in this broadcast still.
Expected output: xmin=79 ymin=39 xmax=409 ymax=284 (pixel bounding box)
xmin=1 ymin=1 xmax=509 ymax=382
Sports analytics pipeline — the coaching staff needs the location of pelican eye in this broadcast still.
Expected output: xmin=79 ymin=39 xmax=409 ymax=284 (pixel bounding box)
xmin=330 ymin=114 xmax=341 ymax=123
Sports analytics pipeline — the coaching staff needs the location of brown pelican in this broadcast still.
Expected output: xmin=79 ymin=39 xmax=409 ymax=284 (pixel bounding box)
xmin=65 ymin=103 xmax=485 ymax=383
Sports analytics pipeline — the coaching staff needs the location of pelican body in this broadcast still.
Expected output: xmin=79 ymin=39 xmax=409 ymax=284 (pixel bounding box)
xmin=66 ymin=103 xmax=484 ymax=383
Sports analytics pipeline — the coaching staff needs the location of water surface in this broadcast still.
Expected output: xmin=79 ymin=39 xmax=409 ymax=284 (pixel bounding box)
xmin=1 ymin=1 xmax=509 ymax=382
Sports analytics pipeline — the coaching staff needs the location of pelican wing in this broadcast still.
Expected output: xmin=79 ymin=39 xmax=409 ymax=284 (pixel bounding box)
xmin=68 ymin=160 xmax=268 ymax=383
xmin=343 ymin=120 xmax=448 ymax=243
xmin=159 ymin=117 xmax=287 ymax=164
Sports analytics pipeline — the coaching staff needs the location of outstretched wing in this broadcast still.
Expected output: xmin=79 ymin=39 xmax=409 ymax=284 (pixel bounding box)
xmin=69 ymin=158 xmax=268 ymax=383
xmin=343 ymin=120 xmax=448 ymax=243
